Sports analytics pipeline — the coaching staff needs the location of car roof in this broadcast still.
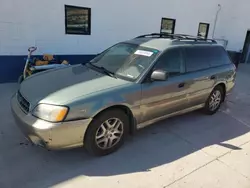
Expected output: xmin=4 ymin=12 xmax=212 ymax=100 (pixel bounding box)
xmin=125 ymin=33 xmax=220 ymax=52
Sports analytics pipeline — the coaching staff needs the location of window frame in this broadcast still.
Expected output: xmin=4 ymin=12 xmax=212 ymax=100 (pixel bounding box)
xmin=160 ymin=18 xmax=176 ymax=34
xmin=65 ymin=5 xmax=91 ymax=35
xmin=197 ymin=22 xmax=210 ymax=39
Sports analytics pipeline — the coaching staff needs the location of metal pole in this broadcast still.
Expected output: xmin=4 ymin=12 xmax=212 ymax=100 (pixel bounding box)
xmin=212 ymin=4 xmax=222 ymax=39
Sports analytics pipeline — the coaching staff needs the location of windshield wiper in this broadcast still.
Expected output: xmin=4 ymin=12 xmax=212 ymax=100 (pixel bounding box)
xmin=88 ymin=63 xmax=117 ymax=79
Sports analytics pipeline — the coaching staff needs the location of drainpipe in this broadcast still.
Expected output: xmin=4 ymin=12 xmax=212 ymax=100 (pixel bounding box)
xmin=212 ymin=4 xmax=222 ymax=39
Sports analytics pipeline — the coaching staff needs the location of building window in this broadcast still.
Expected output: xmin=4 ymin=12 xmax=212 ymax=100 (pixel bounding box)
xmin=160 ymin=18 xmax=176 ymax=34
xmin=198 ymin=23 xmax=209 ymax=38
xmin=65 ymin=5 xmax=91 ymax=35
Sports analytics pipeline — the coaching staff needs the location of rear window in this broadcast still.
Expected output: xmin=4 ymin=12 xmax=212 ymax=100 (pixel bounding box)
xmin=185 ymin=46 xmax=232 ymax=72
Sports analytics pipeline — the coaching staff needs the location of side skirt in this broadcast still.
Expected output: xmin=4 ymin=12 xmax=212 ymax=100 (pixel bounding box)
xmin=137 ymin=104 xmax=205 ymax=130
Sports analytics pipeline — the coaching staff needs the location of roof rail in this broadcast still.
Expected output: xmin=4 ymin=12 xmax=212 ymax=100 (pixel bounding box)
xmin=135 ymin=33 xmax=217 ymax=43
xmin=136 ymin=33 xmax=184 ymax=39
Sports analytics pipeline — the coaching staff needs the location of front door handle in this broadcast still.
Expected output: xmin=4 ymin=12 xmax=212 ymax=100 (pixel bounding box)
xmin=178 ymin=83 xmax=185 ymax=88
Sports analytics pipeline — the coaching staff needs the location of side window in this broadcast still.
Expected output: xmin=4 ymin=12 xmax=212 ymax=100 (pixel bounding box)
xmin=154 ymin=48 xmax=183 ymax=76
xmin=208 ymin=46 xmax=232 ymax=67
xmin=185 ymin=47 xmax=210 ymax=72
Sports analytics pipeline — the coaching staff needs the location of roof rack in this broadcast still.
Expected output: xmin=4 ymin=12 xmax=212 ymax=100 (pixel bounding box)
xmin=135 ymin=33 xmax=217 ymax=43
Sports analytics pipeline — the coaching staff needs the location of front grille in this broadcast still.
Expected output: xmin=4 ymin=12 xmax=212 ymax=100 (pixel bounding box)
xmin=17 ymin=91 xmax=30 ymax=113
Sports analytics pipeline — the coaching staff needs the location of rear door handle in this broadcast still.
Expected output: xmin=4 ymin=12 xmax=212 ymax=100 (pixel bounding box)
xmin=210 ymin=75 xmax=216 ymax=80
xmin=178 ymin=83 xmax=185 ymax=88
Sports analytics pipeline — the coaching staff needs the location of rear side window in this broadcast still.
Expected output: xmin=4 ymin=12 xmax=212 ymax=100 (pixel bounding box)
xmin=185 ymin=47 xmax=210 ymax=72
xmin=207 ymin=46 xmax=232 ymax=67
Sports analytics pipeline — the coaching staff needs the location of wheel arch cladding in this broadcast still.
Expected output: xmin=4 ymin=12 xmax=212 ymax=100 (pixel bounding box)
xmin=87 ymin=105 xmax=136 ymax=136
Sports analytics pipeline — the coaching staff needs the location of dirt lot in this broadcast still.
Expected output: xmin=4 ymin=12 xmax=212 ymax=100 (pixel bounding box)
xmin=0 ymin=65 xmax=250 ymax=188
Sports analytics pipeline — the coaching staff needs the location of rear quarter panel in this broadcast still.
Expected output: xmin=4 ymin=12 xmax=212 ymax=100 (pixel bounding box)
xmin=185 ymin=63 xmax=236 ymax=106
xmin=204 ymin=63 xmax=236 ymax=98
xmin=217 ymin=63 xmax=236 ymax=94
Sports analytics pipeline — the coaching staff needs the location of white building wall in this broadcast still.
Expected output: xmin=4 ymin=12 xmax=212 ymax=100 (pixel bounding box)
xmin=0 ymin=0 xmax=223 ymax=56
xmin=215 ymin=0 xmax=250 ymax=52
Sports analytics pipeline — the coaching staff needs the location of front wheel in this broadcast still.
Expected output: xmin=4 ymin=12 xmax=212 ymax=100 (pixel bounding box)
xmin=203 ymin=86 xmax=224 ymax=115
xmin=84 ymin=109 xmax=129 ymax=156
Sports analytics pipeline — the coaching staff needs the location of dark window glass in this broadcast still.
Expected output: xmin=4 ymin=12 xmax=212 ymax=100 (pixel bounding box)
xmin=185 ymin=47 xmax=210 ymax=72
xmin=65 ymin=5 xmax=91 ymax=35
xmin=207 ymin=46 xmax=231 ymax=67
xmin=155 ymin=49 xmax=182 ymax=76
xmin=161 ymin=18 xmax=176 ymax=34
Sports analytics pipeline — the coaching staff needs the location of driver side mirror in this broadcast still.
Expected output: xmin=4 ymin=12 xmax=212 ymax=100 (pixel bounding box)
xmin=151 ymin=70 xmax=168 ymax=81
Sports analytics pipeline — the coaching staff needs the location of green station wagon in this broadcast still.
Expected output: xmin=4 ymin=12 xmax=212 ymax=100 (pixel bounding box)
xmin=11 ymin=33 xmax=236 ymax=156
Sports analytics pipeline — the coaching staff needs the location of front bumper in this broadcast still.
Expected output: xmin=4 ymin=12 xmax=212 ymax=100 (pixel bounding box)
xmin=11 ymin=94 xmax=92 ymax=150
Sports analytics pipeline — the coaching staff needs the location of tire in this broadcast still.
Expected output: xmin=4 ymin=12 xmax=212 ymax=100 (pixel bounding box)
xmin=84 ymin=109 xmax=129 ymax=156
xmin=203 ymin=85 xmax=224 ymax=115
xmin=18 ymin=75 xmax=24 ymax=84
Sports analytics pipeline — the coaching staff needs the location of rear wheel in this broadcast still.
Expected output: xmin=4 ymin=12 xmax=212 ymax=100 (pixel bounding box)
xmin=203 ymin=86 xmax=224 ymax=115
xmin=84 ymin=109 xmax=129 ymax=156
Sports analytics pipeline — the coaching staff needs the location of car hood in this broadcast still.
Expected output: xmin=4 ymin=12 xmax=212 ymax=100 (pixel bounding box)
xmin=19 ymin=64 xmax=130 ymax=105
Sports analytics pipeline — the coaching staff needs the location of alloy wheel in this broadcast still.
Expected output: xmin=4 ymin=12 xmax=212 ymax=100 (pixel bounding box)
xmin=95 ymin=118 xmax=124 ymax=150
xmin=209 ymin=90 xmax=222 ymax=111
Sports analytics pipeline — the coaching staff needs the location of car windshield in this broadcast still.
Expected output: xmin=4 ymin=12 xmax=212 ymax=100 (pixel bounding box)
xmin=89 ymin=43 xmax=159 ymax=81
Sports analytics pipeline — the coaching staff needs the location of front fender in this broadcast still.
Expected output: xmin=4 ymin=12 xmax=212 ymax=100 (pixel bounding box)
xmin=65 ymin=84 xmax=142 ymax=122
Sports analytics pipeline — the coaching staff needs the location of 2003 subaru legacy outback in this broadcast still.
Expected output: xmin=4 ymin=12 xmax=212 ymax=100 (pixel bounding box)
xmin=11 ymin=33 xmax=236 ymax=156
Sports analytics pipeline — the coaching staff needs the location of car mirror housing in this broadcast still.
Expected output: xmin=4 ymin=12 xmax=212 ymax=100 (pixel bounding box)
xmin=151 ymin=70 xmax=168 ymax=81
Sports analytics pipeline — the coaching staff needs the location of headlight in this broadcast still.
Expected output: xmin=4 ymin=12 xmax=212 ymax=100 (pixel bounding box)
xmin=32 ymin=104 xmax=69 ymax=122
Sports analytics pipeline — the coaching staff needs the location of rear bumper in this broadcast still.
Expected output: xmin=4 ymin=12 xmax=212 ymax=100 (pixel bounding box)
xmin=11 ymin=94 xmax=92 ymax=150
xmin=226 ymin=80 xmax=235 ymax=95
